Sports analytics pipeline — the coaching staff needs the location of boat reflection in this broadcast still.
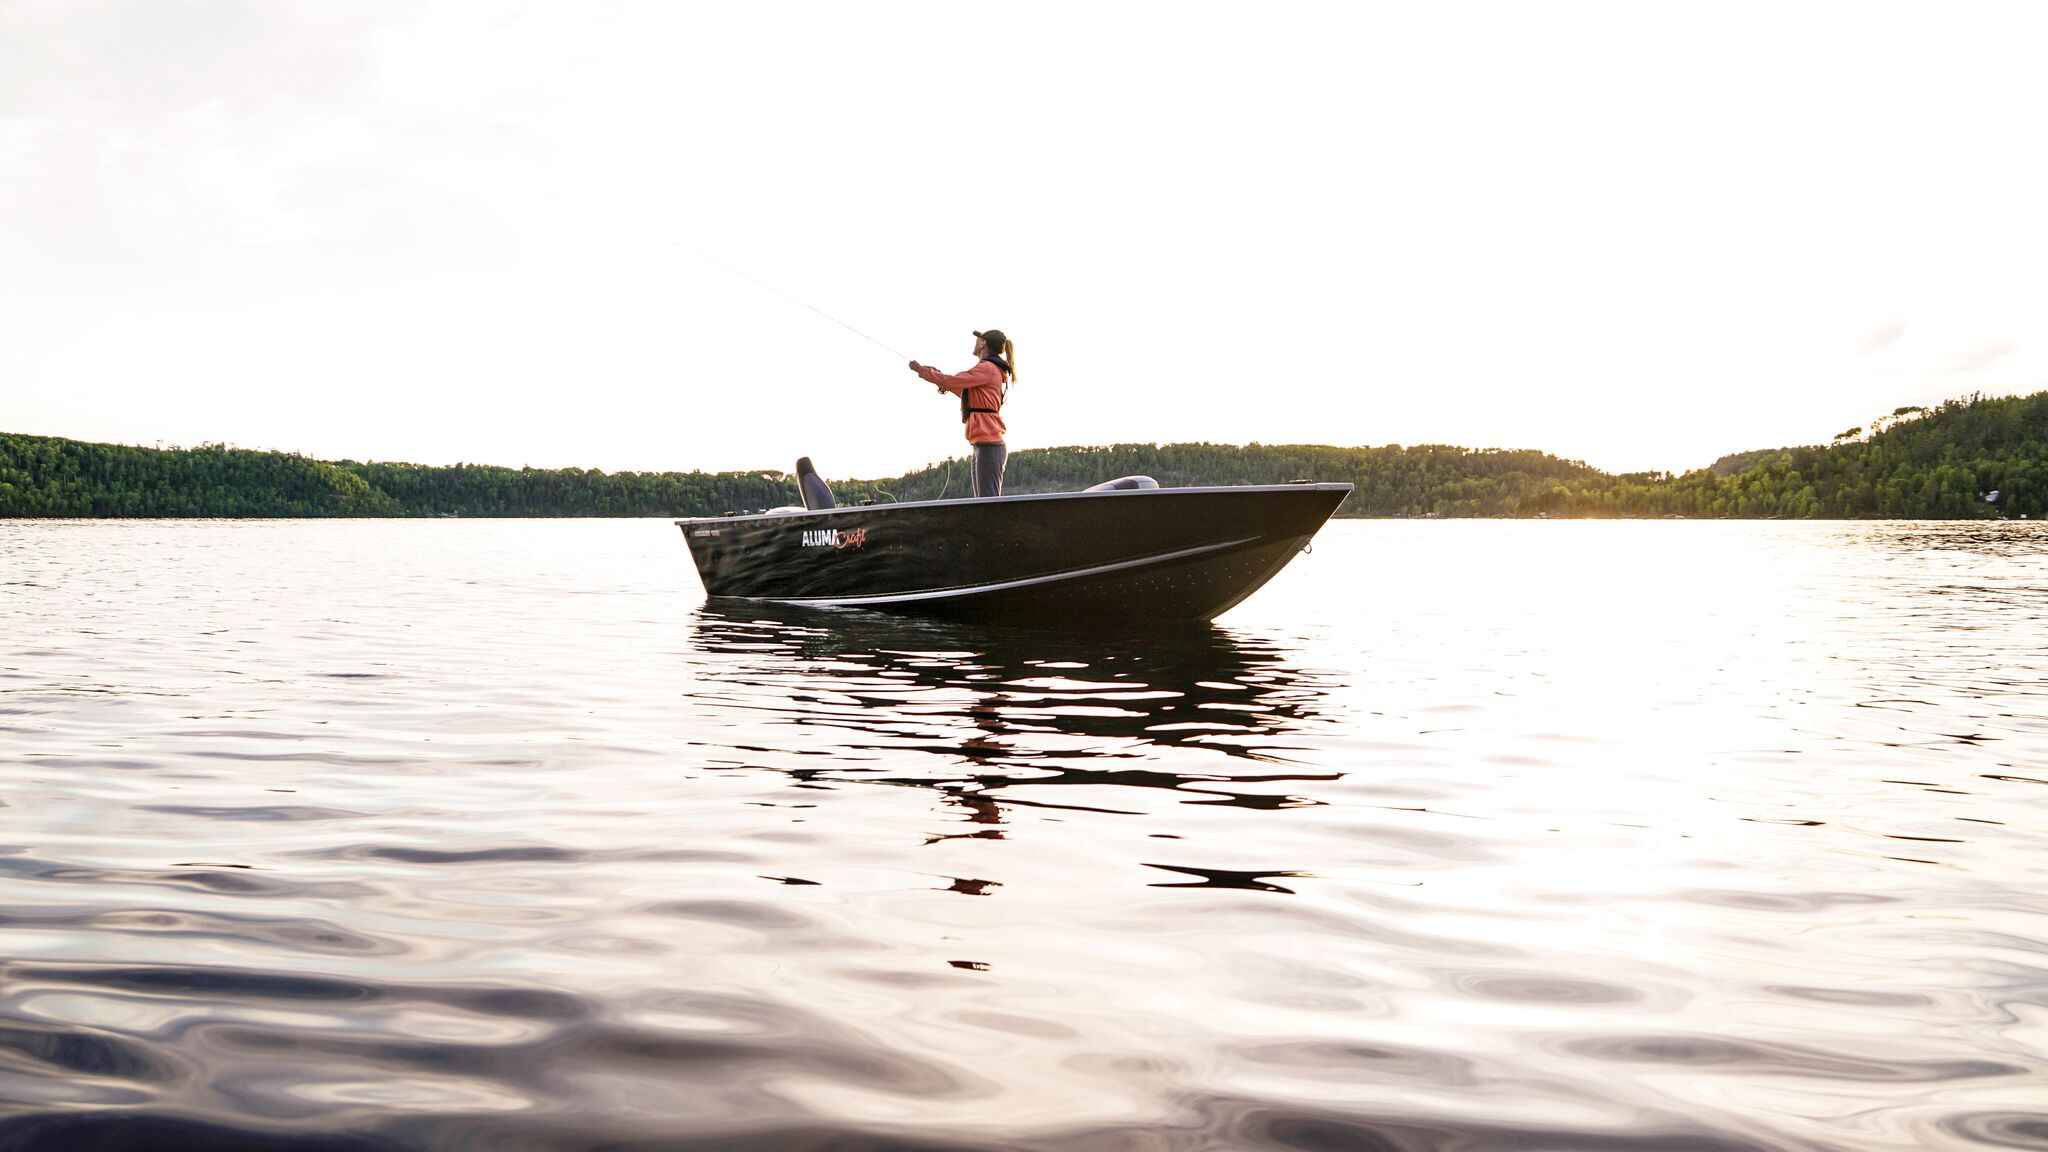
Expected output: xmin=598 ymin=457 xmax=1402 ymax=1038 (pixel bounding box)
xmin=682 ymin=603 xmax=1344 ymax=827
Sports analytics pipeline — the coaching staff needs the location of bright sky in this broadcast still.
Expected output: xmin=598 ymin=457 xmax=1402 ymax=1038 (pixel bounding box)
xmin=5 ymin=1 xmax=2045 ymax=478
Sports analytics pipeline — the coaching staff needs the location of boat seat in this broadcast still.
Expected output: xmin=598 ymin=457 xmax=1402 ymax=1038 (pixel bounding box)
xmin=796 ymin=456 xmax=836 ymax=510
xmin=1082 ymin=475 xmax=1159 ymax=492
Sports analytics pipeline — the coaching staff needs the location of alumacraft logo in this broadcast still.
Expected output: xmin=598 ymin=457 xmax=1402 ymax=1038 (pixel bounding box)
xmin=800 ymin=527 xmax=868 ymax=550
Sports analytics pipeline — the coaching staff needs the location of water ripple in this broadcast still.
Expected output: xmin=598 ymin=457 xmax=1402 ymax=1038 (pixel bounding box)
xmin=0 ymin=519 xmax=2041 ymax=1149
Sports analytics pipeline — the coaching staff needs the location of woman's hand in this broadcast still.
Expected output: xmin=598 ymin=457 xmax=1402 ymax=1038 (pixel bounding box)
xmin=907 ymin=360 xmax=922 ymax=373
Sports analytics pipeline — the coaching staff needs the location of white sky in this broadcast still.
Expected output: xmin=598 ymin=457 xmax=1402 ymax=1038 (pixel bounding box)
xmin=4 ymin=1 xmax=2045 ymax=478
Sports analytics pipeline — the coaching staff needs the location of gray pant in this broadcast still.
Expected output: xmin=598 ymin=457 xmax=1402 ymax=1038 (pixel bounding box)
xmin=973 ymin=441 xmax=1007 ymax=498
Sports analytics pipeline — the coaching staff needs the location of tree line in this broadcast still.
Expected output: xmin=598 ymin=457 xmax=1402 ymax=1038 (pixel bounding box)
xmin=3 ymin=391 xmax=2042 ymax=519
xmin=0 ymin=439 xmax=791 ymax=519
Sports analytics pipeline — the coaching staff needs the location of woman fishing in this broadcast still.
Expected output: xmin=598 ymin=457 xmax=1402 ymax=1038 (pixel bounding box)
xmin=909 ymin=329 xmax=1013 ymax=498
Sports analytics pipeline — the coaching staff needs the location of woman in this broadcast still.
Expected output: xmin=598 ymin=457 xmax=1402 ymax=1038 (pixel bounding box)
xmin=909 ymin=329 xmax=1013 ymax=498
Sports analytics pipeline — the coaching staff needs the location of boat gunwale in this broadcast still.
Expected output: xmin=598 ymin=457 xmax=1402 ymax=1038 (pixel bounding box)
xmin=673 ymin=482 xmax=1354 ymax=526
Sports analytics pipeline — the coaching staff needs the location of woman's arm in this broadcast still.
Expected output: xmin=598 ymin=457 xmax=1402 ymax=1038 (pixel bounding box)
xmin=915 ymin=361 xmax=1000 ymax=395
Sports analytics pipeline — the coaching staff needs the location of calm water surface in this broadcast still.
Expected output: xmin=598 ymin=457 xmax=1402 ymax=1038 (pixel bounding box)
xmin=1 ymin=519 xmax=2044 ymax=1150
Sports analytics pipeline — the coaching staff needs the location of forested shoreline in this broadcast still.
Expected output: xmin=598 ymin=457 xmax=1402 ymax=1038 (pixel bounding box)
xmin=3 ymin=392 xmax=2043 ymax=520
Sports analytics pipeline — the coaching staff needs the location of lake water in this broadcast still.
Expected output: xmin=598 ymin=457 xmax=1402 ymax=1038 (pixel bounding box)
xmin=1 ymin=518 xmax=2043 ymax=1151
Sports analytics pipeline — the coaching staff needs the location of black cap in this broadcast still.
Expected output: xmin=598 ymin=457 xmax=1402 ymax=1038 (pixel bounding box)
xmin=974 ymin=328 xmax=1007 ymax=349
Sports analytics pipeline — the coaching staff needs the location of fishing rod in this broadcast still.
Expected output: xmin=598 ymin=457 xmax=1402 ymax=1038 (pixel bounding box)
xmin=657 ymin=232 xmax=998 ymax=503
xmin=661 ymin=238 xmax=911 ymax=362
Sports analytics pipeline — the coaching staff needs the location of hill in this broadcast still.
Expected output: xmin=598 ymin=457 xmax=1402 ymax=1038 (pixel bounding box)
xmin=0 ymin=437 xmax=790 ymax=519
xmin=867 ymin=443 xmax=1614 ymax=518
xmin=2 ymin=391 xmax=2042 ymax=520
xmin=1629 ymin=392 xmax=2046 ymax=518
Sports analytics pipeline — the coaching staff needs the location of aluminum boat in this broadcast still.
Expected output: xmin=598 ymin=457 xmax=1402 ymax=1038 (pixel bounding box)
xmin=677 ymin=460 xmax=1350 ymax=623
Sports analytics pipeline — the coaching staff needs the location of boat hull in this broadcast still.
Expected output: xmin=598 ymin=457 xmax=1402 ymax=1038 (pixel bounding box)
xmin=677 ymin=483 xmax=1349 ymax=623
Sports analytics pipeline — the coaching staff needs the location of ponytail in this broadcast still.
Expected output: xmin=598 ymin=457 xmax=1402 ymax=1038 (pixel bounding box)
xmin=1000 ymin=338 xmax=1016 ymax=385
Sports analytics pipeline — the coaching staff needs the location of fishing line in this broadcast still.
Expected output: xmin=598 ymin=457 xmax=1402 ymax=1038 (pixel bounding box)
xmin=935 ymin=454 xmax=973 ymax=502
xmin=661 ymin=238 xmax=910 ymax=362
xmin=652 ymin=230 xmax=996 ymax=505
